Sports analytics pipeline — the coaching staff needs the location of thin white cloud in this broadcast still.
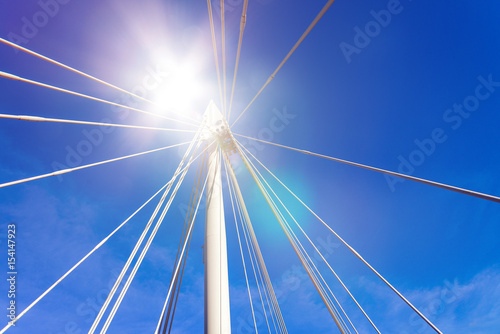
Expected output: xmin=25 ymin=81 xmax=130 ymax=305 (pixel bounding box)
xmin=356 ymin=265 xmax=500 ymax=333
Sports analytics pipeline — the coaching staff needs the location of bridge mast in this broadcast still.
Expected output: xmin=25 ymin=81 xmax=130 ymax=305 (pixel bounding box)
xmin=203 ymin=101 xmax=231 ymax=334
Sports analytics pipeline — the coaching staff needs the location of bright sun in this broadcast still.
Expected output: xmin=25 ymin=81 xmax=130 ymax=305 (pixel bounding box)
xmin=150 ymin=57 xmax=208 ymax=123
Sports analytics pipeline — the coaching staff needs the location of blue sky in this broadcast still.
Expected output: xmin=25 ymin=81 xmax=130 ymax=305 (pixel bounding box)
xmin=1 ymin=0 xmax=500 ymax=333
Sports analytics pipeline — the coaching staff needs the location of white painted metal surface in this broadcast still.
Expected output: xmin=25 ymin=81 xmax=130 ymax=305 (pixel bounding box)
xmin=203 ymin=101 xmax=231 ymax=334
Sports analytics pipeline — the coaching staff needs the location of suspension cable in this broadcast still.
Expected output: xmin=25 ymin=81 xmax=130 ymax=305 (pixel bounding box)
xmin=233 ymin=175 xmax=274 ymax=334
xmin=227 ymin=0 xmax=249 ymax=121
xmin=255 ymin=159 xmax=350 ymax=333
xmin=226 ymin=156 xmax=270 ymax=332
xmin=234 ymin=134 xmax=500 ymax=204
xmin=166 ymin=152 xmax=209 ymax=334
xmin=0 ymin=142 xmax=190 ymax=189
xmin=224 ymin=159 xmax=259 ymax=334
xmin=240 ymin=197 xmax=283 ymax=334
xmin=265 ymin=169 xmax=350 ymax=333
xmin=236 ymin=176 xmax=276 ymax=333
xmin=224 ymin=153 xmax=288 ymax=334
xmin=238 ymin=143 xmax=358 ymax=333
xmin=0 ymin=179 xmax=172 ymax=333
xmin=157 ymin=150 xmax=207 ymax=334
xmin=0 ymin=113 xmax=196 ymax=133
xmin=0 ymin=71 xmax=197 ymax=127
xmin=221 ymin=0 xmax=227 ymax=116
xmin=0 ymin=37 xmax=149 ymax=104
xmin=257 ymin=164 xmax=348 ymax=334
xmin=156 ymin=172 xmax=208 ymax=333
xmin=206 ymin=0 xmax=224 ymax=111
xmin=235 ymin=141 xmax=347 ymax=333
xmin=238 ymin=140 xmax=381 ymax=333
xmin=231 ymin=0 xmax=336 ymax=128
xmin=233 ymin=136 xmax=443 ymax=333
xmin=0 ymin=38 xmax=200 ymax=124
xmin=89 ymin=134 xmax=203 ymax=334
xmin=99 ymin=140 xmax=206 ymax=333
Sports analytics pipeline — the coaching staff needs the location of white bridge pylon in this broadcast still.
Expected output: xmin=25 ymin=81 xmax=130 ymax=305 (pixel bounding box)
xmin=203 ymin=101 xmax=232 ymax=334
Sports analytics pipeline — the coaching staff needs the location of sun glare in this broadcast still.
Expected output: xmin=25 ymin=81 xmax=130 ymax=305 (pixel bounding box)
xmin=151 ymin=57 xmax=209 ymax=123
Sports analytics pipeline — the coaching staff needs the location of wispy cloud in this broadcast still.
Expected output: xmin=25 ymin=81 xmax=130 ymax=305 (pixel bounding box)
xmin=225 ymin=263 xmax=500 ymax=333
xmin=356 ymin=265 xmax=500 ymax=333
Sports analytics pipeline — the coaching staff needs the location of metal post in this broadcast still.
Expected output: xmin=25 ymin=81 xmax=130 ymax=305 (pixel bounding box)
xmin=203 ymin=101 xmax=231 ymax=334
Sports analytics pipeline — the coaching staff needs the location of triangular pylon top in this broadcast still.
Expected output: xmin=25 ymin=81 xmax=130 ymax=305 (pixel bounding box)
xmin=201 ymin=101 xmax=228 ymax=142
